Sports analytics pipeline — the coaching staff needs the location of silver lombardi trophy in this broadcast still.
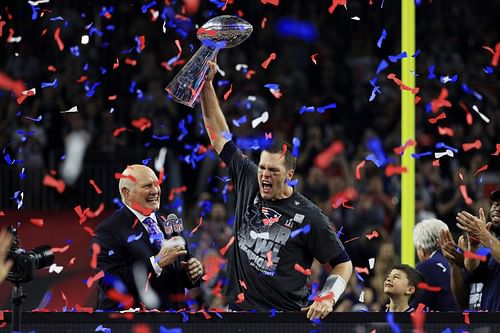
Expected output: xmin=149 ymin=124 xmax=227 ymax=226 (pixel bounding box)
xmin=165 ymin=15 xmax=253 ymax=108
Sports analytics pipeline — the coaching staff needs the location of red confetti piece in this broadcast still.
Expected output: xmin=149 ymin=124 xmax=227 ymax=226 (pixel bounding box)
xmin=235 ymin=292 xmax=245 ymax=304
xmin=53 ymin=27 xmax=64 ymax=51
xmin=463 ymin=250 xmax=487 ymax=262
xmin=132 ymin=218 xmax=139 ymax=230
xmin=387 ymin=73 xmax=420 ymax=94
xmin=459 ymin=185 xmax=473 ymax=205
xmin=355 ymin=160 xmax=366 ymax=180
xmin=437 ymin=126 xmax=454 ymax=136
xmin=311 ymin=53 xmax=319 ymax=65
xmin=108 ymin=95 xmax=117 ymax=100
xmin=106 ymin=288 xmax=134 ymax=308
xmin=474 ymin=164 xmax=488 ymax=176
xmin=462 ymin=139 xmax=481 ymax=152
xmin=131 ymin=201 xmax=154 ymax=216
xmin=0 ymin=20 xmax=5 ymax=37
xmin=89 ymin=179 xmax=102 ymax=194
xmin=261 ymin=17 xmax=267 ymax=29
xmin=221 ymin=0 xmax=230 ymax=11
xmin=205 ymin=124 xmax=217 ymax=142
xmin=365 ymin=230 xmax=379 ymax=240
xmin=385 ymin=165 xmax=408 ymax=177
xmin=190 ymin=216 xmax=203 ymax=235
xmin=415 ymin=96 xmax=422 ymax=104
xmin=459 ymin=101 xmax=473 ymax=125
xmin=199 ymin=309 xmax=212 ymax=319
xmin=168 ymin=185 xmax=187 ymax=201
xmin=279 ymin=143 xmax=287 ymax=160
xmin=314 ymin=141 xmax=345 ymax=170
xmin=355 ymin=266 xmax=369 ymax=275
xmin=74 ymin=205 xmax=89 ymax=224
xmin=42 ymin=174 xmax=66 ymax=193
xmin=482 ymin=42 xmax=500 ymax=67
xmin=219 ymin=236 xmax=235 ymax=256
xmin=87 ymin=270 xmax=105 ymax=288
xmin=132 ymin=321 xmax=151 ymax=331
xmin=114 ymin=172 xmax=137 ymax=182
xmin=52 ymin=245 xmax=70 ymax=253
xmin=344 ymin=236 xmax=360 ymax=244
xmin=87 ymin=203 xmax=105 ymax=218
xmin=138 ymin=35 xmax=145 ymax=51
xmin=417 ymin=282 xmax=442 ymax=292
xmin=428 ymin=112 xmax=447 ymax=124
xmin=0 ymin=71 xmax=27 ymax=98
xmin=463 ymin=312 xmax=470 ymax=325
xmin=328 ymin=0 xmax=347 ymax=14
xmin=261 ymin=52 xmax=277 ymax=69
xmin=83 ymin=226 xmax=96 ymax=237
xmin=294 ymin=263 xmax=312 ymax=275
xmin=223 ymin=83 xmax=233 ymax=101
xmin=0 ymin=211 xmax=5 ymax=216
xmin=410 ymin=303 xmax=426 ymax=333
xmin=47 ymin=65 xmax=57 ymax=72
xmin=76 ymin=75 xmax=88 ymax=83
xmin=68 ymin=257 xmax=76 ymax=265
xmin=260 ymin=0 xmax=279 ymax=6
xmin=125 ymin=58 xmax=137 ymax=66
xmin=432 ymin=159 xmax=440 ymax=167
xmin=30 ymin=218 xmax=44 ymax=227
xmin=245 ymin=69 xmax=256 ymax=79
xmin=113 ymin=127 xmax=128 ymax=137
xmin=239 ymin=280 xmax=248 ymax=290
xmin=197 ymin=28 xmax=217 ymax=37
xmin=113 ymin=58 xmax=120 ymax=69
xmin=266 ymin=251 xmax=273 ymax=267
xmin=430 ymin=88 xmax=452 ymax=113
xmin=131 ymin=117 xmax=152 ymax=131
xmin=491 ymin=143 xmax=500 ymax=156
xmin=393 ymin=138 xmax=416 ymax=155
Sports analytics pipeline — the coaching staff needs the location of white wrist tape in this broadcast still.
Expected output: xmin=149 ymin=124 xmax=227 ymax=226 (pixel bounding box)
xmin=319 ymin=274 xmax=347 ymax=303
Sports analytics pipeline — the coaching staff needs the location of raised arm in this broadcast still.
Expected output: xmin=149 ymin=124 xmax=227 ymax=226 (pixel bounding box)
xmin=200 ymin=61 xmax=230 ymax=155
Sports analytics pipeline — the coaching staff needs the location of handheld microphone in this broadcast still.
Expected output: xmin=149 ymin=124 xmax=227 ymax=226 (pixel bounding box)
xmin=161 ymin=213 xmax=187 ymax=251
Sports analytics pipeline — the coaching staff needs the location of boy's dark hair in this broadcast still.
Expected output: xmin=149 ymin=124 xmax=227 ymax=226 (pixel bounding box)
xmin=389 ymin=264 xmax=424 ymax=302
xmin=262 ymin=140 xmax=296 ymax=171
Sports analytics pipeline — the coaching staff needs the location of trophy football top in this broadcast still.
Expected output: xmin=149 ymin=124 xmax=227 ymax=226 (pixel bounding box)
xmin=197 ymin=15 xmax=253 ymax=49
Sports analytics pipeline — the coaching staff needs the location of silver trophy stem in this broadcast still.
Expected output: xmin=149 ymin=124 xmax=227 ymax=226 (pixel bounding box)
xmin=165 ymin=44 xmax=220 ymax=108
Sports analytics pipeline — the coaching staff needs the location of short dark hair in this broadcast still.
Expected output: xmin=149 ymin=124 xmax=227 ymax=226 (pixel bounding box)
xmin=262 ymin=140 xmax=296 ymax=171
xmin=389 ymin=264 xmax=424 ymax=302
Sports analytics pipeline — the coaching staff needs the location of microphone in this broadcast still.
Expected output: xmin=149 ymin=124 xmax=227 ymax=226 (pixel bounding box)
xmin=161 ymin=213 xmax=187 ymax=250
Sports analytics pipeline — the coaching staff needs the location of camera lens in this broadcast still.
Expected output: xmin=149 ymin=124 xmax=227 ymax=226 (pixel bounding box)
xmin=29 ymin=246 xmax=54 ymax=270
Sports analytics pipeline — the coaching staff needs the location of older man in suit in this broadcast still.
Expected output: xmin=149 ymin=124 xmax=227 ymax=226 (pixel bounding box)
xmin=92 ymin=164 xmax=203 ymax=311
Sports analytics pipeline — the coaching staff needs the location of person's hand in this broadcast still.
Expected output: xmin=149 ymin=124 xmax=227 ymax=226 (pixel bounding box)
xmin=155 ymin=245 xmax=187 ymax=268
xmin=439 ymin=228 xmax=464 ymax=268
xmin=0 ymin=228 xmax=14 ymax=283
xmin=205 ymin=61 xmax=218 ymax=83
xmin=456 ymin=209 xmax=489 ymax=245
xmin=301 ymin=296 xmax=334 ymax=321
xmin=181 ymin=257 xmax=204 ymax=281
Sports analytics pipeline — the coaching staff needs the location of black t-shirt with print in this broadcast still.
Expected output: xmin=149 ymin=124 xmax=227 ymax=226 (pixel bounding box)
xmin=220 ymin=141 xmax=348 ymax=311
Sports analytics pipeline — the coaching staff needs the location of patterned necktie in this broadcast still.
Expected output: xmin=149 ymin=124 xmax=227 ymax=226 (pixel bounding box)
xmin=143 ymin=217 xmax=164 ymax=250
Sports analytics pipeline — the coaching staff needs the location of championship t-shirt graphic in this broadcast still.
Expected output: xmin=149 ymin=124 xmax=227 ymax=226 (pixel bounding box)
xmin=238 ymin=204 xmax=291 ymax=276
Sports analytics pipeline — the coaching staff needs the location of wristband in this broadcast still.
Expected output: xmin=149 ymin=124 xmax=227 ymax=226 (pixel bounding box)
xmin=319 ymin=274 xmax=347 ymax=304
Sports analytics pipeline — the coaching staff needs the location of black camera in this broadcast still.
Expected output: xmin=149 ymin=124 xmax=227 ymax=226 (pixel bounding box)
xmin=6 ymin=226 xmax=54 ymax=284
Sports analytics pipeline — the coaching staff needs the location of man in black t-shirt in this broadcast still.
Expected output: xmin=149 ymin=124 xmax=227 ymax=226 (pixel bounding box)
xmin=200 ymin=61 xmax=352 ymax=320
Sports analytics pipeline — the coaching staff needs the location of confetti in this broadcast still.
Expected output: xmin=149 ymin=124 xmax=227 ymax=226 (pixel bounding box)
xmin=89 ymin=179 xmax=103 ymax=194
xmin=365 ymin=230 xmax=379 ymax=240
xmin=219 ymin=236 xmax=234 ymax=256
xmin=377 ymin=29 xmax=387 ymax=48
xmin=54 ymin=27 xmax=64 ymax=51
xmin=417 ymin=282 xmax=442 ymax=292
xmin=311 ymin=53 xmax=319 ymax=64
xmin=294 ymin=263 xmax=312 ymax=275
xmin=471 ymin=104 xmax=490 ymax=123
xmin=251 ymin=111 xmax=269 ymax=128
xmin=459 ymin=185 xmax=473 ymax=205
xmin=462 ymin=139 xmax=481 ymax=152
xmin=261 ymin=52 xmax=277 ymax=69
xmin=43 ymin=174 xmax=66 ymax=193
xmin=482 ymin=42 xmax=500 ymax=67
xmin=49 ymin=263 xmax=64 ymax=274
xmin=260 ymin=0 xmax=280 ymax=6
xmin=328 ymin=0 xmax=347 ymax=14
xmin=430 ymin=88 xmax=452 ymax=113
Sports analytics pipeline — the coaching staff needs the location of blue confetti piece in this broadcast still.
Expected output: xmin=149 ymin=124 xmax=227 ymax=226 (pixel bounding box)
xmin=95 ymin=324 xmax=112 ymax=333
xmin=411 ymin=151 xmax=432 ymax=159
xmin=291 ymin=224 xmax=311 ymax=238
xmin=89 ymin=26 xmax=104 ymax=37
xmin=214 ymin=312 xmax=223 ymax=319
xmin=299 ymin=106 xmax=315 ymax=114
xmin=217 ymin=80 xmax=230 ymax=87
xmin=292 ymin=137 xmax=301 ymax=157
xmin=376 ymin=59 xmax=389 ymax=75
xmin=41 ymin=78 xmax=58 ymax=88
xmin=269 ymin=308 xmax=276 ymax=317
xmin=386 ymin=312 xmax=401 ymax=333
xmin=388 ymin=51 xmax=407 ymax=63
xmin=366 ymin=137 xmax=391 ymax=167
xmin=264 ymin=83 xmax=280 ymax=90
xmin=70 ymin=46 xmax=80 ymax=57
xmin=440 ymin=328 xmax=452 ymax=333
xmin=222 ymin=131 xmax=233 ymax=141
xmin=435 ymin=142 xmax=459 ymax=153
xmin=427 ymin=65 xmax=436 ymax=79
xmin=376 ymin=29 xmax=387 ymax=48
xmin=50 ymin=16 xmax=65 ymax=21
xmin=127 ymin=232 xmax=143 ymax=243
xmin=286 ymin=179 xmax=299 ymax=187
xmin=412 ymin=49 xmax=421 ymax=57
xmin=86 ymin=82 xmax=101 ymax=97
xmin=310 ymin=318 xmax=321 ymax=324
xmin=181 ymin=311 xmax=189 ymax=322
xmin=112 ymin=198 xmax=123 ymax=208
xmin=369 ymin=77 xmax=381 ymax=102
xmin=439 ymin=74 xmax=458 ymax=84
xmin=336 ymin=226 xmax=344 ymax=238
xmin=19 ymin=168 xmax=26 ymax=180
xmin=38 ymin=290 xmax=52 ymax=309
xmin=152 ymin=134 xmax=170 ymax=140
xmin=476 ymin=247 xmax=491 ymax=256
xmin=461 ymin=83 xmax=483 ymax=100
xmin=25 ymin=115 xmax=43 ymax=122
xmin=30 ymin=5 xmax=40 ymax=20
xmin=142 ymin=1 xmax=157 ymax=13
xmin=232 ymin=115 xmax=248 ymax=127
xmin=317 ymin=103 xmax=336 ymax=113
xmin=142 ymin=158 xmax=152 ymax=165
xmin=275 ymin=18 xmax=318 ymax=43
